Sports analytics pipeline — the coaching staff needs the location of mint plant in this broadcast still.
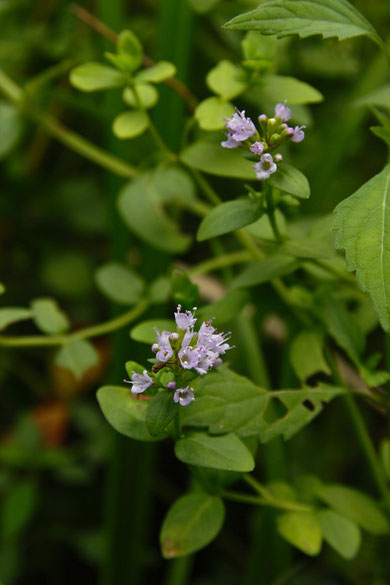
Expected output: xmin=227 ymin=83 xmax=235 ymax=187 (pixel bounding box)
xmin=1 ymin=0 xmax=390 ymax=581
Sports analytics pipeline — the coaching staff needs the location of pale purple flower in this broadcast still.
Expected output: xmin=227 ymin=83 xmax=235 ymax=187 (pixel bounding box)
xmin=290 ymin=125 xmax=305 ymax=143
xmin=174 ymin=305 xmax=197 ymax=330
xmin=167 ymin=381 xmax=176 ymax=390
xmin=179 ymin=346 xmax=200 ymax=369
xmin=174 ymin=386 xmax=195 ymax=406
xmin=274 ymin=154 xmax=283 ymax=162
xmin=194 ymin=348 xmax=218 ymax=375
xmin=221 ymin=135 xmax=240 ymax=149
xmin=250 ymin=141 xmax=264 ymax=155
xmin=221 ymin=109 xmax=256 ymax=149
xmin=253 ymin=153 xmax=277 ymax=181
xmin=275 ymin=101 xmax=291 ymax=122
xmin=126 ymin=370 xmax=153 ymax=394
xmin=154 ymin=329 xmax=173 ymax=362
xmin=258 ymin=114 xmax=267 ymax=123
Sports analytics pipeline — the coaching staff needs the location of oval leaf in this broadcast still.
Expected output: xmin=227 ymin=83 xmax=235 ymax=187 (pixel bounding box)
xmin=318 ymin=510 xmax=361 ymax=560
xmin=160 ymin=493 xmax=225 ymax=558
xmin=135 ymin=61 xmax=176 ymax=83
xmin=122 ymin=84 xmax=158 ymax=109
xmin=251 ymin=75 xmax=323 ymax=105
xmin=206 ymin=60 xmax=246 ymax=100
xmin=55 ymin=339 xmax=98 ymax=380
xmin=180 ymin=142 xmax=255 ymax=180
xmin=118 ymin=173 xmax=191 ymax=253
xmin=97 ymin=385 xmax=165 ymax=442
xmin=333 ymin=164 xmax=390 ymax=331
xmin=0 ymin=307 xmax=32 ymax=331
xmin=112 ymin=110 xmax=149 ymax=139
xmin=224 ymin=0 xmax=383 ymax=47
xmin=31 ymin=297 xmax=69 ymax=335
xmin=195 ymin=97 xmax=235 ymax=131
xmin=317 ymin=484 xmax=389 ymax=534
xmin=231 ymin=254 xmax=299 ymax=289
xmin=95 ymin=262 xmax=144 ymax=305
xmin=197 ymin=198 xmax=263 ymax=241
xmin=70 ymin=63 xmax=125 ymax=91
xmin=277 ymin=511 xmax=322 ymax=556
xmin=146 ymin=391 xmax=178 ymax=436
xmin=130 ymin=319 xmax=175 ymax=344
xmin=175 ymin=432 xmax=255 ymax=472
xmin=269 ymin=163 xmax=310 ymax=199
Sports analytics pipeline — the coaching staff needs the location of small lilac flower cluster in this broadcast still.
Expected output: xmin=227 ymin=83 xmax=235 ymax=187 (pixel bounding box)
xmin=125 ymin=306 xmax=233 ymax=406
xmin=221 ymin=101 xmax=305 ymax=181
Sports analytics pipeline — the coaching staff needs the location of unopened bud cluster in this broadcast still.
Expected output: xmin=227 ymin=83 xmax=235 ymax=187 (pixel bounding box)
xmin=221 ymin=101 xmax=305 ymax=181
xmin=124 ymin=306 xmax=233 ymax=406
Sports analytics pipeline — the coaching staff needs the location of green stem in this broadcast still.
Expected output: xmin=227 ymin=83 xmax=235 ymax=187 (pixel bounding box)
xmin=163 ymin=556 xmax=193 ymax=585
xmin=326 ymin=349 xmax=390 ymax=511
xmin=0 ymin=298 xmax=150 ymax=347
xmin=0 ymin=67 xmax=139 ymax=179
xmin=266 ymin=186 xmax=283 ymax=243
xmin=190 ymin=169 xmax=222 ymax=205
xmin=221 ymin=489 xmax=312 ymax=513
xmin=188 ymin=251 xmax=251 ymax=277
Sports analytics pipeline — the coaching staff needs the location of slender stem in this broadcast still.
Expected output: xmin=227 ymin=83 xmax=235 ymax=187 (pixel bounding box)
xmin=326 ymin=349 xmax=390 ymax=511
xmin=70 ymin=3 xmax=199 ymax=112
xmin=190 ymin=169 xmax=222 ymax=205
xmin=244 ymin=474 xmax=272 ymax=500
xmin=188 ymin=251 xmax=251 ymax=277
xmin=0 ymin=298 xmax=150 ymax=347
xmin=221 ymin=489 xmax=312 ymax=513
xmin=266 ymin=186 xmax=283 ymax=243
xmin=0 ymin=68 xmax=139 ymax=179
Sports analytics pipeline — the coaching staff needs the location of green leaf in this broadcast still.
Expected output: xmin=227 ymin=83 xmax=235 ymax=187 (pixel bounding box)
xmin=206 ymin=60 xmax=246 ymax=100
xmin=242 ymin=31 xmax=277 ymax=69
xmin=246 ymin=210 xmax=286 ymax=239
xmin=318 ymin=510 xmax=361 ymax=560
xmin=269 ymin=163 xmax=310 ymax=198
xmin=30 ymin=297 xmax=69 ymax=335
xmin=145 ymin=391 xmax=178 ymax=436
xmin=319 ymin=296 xmax=365 ymax=365
xmin=317 ymin=484 xmax=389 ymax=534
xmin=130 ymin=319 xmax=175 ymax=344
xmin=70 ymin=63 xmax=125 ymax=91
xmin=180 ymin=141 xmax=255 ymax=180
xmin=334 ymin=164 xmax=390 ymax=331
xmin=135 ymin=61 xmax=176 ymax=83
xmin=160 ymin=493 xmax=225 ymax=558
xmin=0 ymin=307 xmax=32 ymax=331
xmin=277 ymin=511 xmax=322 ymax=556
xmin=0 ymin=101 xmax=22 ymax=159
xmin=224 ymin=0 xmax=383 ymax=47
xmin=231 ymin=254 xmax=298 ymax=289
xmin=112 ymin=110 xmax=149 ymax=139
xmin=2 ymin=480 xmax=38 ymax=543
xmin=196 ymin=290 xmax=250 ymax=325
xmin=175 ymin=432 xmax=255 ymax=472
xmin=187 ymin=0 xmax=221 ymax=14
xmin=118 ymin=171 xmax=191 ymax=253
xmin=197 ymin=198 xmax=264 ymax=241
xmin=55 ymin=339 xmax=98 ymax=379
xmin=97 ymin=385 xmax=165 ymax=442
xmin=371 ymin=125 xmax=390 ymax=147
xmin=123 ymin=84 xmax=158 ymax=109
xmin=194 ymin=97 xmax=235 ymax=131
xmin=0 ymin=283 xmax=5 ymax=295
xmin=180 ymin=369 xmax=344 ymax=443
xmin=290 ymin=331 xmax=330 ymax=382
xmin=95 ymin=262 xmax=144 ymax=305
xmin=250 ymin=75 xmax=323 ymax=105
xmin=116 ymin=30 xmax=143 ymax=71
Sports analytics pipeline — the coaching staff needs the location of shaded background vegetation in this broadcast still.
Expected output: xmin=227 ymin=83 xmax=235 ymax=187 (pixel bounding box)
xmin=1 ymin=0 xmax=390 ymax=584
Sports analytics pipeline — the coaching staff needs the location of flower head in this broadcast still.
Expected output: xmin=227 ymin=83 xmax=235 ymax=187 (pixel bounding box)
xmin=221 ymin=109 xmax=256 ymax=149
xmin=250 ymin=141 xmax=264 ymax=156
xmin=253 ymin=153 xmax=277 ymax=181
xmin=174 ymin=305 xmax=197 ymax=330
xmin=290 ymin=125 xmax=305 ymax=143
xmin=174 ymin=386 xmax=195 ymax=406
